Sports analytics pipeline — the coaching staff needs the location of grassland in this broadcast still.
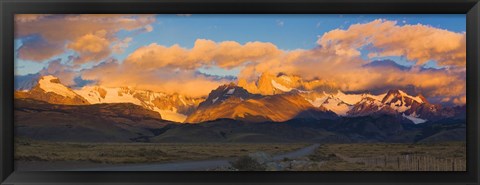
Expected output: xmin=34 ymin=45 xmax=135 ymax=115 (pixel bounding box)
xmin=307 ymin=142 xmax=466 ymax=171
xmin=15 ymin=137 xmax=466 ymax=171
xmin=15 ymin=137 xmax=308 ymax=164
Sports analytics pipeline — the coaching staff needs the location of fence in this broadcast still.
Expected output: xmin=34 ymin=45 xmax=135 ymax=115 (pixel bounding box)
xmin=336 ymin=154 xmax=466 ymax=171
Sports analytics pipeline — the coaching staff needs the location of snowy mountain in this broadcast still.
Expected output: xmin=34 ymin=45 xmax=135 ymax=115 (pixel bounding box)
xmin=185 ymin=84 xmax=336 ymax=123
xmin=14 ymin=74 xmax=462 ymax=125
xmin=197 ymin=83 xmax=262 ymax=108
xmin=234 ymin=71 xmax=459 ymax=124
xmin=14 ymin=75 xmax=204 ymax=123
xmin=185 ymin=80 xmax=459 ymax=124
xmin=74 ymin=86 xmax=203 ymax=123
xmin=236 ymin=72 xmax=436 ymax=122
xmin=15 ymin=75 xmax=89 ymax=105
xmin=301 ymin=89 xmax=457 ymax=124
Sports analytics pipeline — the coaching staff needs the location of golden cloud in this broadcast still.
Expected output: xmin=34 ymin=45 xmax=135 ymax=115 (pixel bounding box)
xmin=67 ymin=30 xmax=111 ymax=64
xmin=318 ymin=19 xmax=466 ymax=67
xmin=124 ymin=39 xmax=283 ymax=70
xmin=15 ymin=14 xmax=156 ymax=64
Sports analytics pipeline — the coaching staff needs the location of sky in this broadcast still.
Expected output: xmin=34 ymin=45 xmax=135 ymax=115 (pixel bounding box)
xmin=14 ymin=14 xmax=466 ymax=104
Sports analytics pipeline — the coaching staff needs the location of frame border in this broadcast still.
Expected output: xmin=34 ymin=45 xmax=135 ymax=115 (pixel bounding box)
xmin=1 ymin=0 xmax=479 ymax=184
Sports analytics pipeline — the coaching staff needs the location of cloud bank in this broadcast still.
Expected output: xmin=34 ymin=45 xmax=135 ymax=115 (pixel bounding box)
xmin=15 ymin=14 xmax=155 ymax=64
xmin=318 ymin=19 xmax=466 ymax=67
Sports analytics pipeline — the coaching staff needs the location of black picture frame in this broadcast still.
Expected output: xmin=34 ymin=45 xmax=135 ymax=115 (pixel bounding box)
xmin=1 ymin=0 xmax=479 ymax=184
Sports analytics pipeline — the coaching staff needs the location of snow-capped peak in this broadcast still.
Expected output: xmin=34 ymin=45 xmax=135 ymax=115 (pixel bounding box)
xmin=382 ymin=89 xmax=424 ymax=104
xmin=303 ymin=89 xmax=432 ymax=121
xmin=38 ymin=75 xmax=78 ymax=98
xmin=321 ymin=96 xmax=352 ymax=116
xmin=334 ymin=90 xmax=363 ymax=105
xmin=73 ymin=85 xmax=202 ymax=123
xmin=279 ymin=75 xmax=292 ymax=83
xmin=398 ymin=90 xmax=424 ymax=103
xmin=74 ymin=86 xmax=142 ymax=105
xmin=271 ymin=79 xmax=293 ymax=92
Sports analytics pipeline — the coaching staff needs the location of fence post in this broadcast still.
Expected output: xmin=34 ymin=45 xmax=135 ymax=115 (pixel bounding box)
xmin=384 ymin=156 xmax=387 ymax=168
xmin=452 ymin=159 xmax=455 ymax=171
xmin=406 ymin=155 xmax=409 ymax=170
xmin=397 ymin=157 xmax=400 ymax=170
xmin=428 ymin=157 xmax=431 ymax=171
xmin=415 ymin=155 xmax=418 ymax=170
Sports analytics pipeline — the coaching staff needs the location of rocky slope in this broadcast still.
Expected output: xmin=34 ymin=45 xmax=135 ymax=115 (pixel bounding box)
xmin=185 ymin=84 xmax=337 ymax=123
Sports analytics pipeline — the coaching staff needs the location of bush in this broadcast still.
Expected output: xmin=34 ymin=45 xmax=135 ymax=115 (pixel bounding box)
xmin=230 ymin=156 xmax=266 ymax=171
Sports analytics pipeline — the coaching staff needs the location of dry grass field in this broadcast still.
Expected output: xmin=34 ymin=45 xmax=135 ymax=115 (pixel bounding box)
xmin=15 ymin=137 xmax=466 ymax=172
xmin=15 ymin=137 xmax=308 ymax=164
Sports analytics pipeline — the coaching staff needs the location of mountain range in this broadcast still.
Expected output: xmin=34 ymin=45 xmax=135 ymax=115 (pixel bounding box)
xmin=14 ymin=74 xmax=462 ymax=124
xmin=14 ymin=73 xmax=466 ymax=143
xmin=16 ymin=75 xmax=203 ymax=122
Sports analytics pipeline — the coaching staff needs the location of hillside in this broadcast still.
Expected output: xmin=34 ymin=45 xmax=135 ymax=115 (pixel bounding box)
xmin=15 ymin=98 xmax=171 ymax=142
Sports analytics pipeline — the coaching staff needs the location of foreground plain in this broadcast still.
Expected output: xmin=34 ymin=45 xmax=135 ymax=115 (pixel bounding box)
xmin=15 ymin=138 xmax=465 ymax=171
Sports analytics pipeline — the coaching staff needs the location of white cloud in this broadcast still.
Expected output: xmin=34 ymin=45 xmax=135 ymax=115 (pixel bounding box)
xmin=276 ymin=20 xmax=284 ymax=27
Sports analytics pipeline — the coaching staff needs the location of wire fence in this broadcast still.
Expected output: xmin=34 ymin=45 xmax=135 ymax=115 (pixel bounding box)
xmin=358 ymin=155 xmax=466 ymax=171
xmin=337 ymin=154 xmax=466 ymax=171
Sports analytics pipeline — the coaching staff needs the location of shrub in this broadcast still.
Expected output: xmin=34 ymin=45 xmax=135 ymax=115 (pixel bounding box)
xmin=230 ymin=156 xmax=266 ymax=171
